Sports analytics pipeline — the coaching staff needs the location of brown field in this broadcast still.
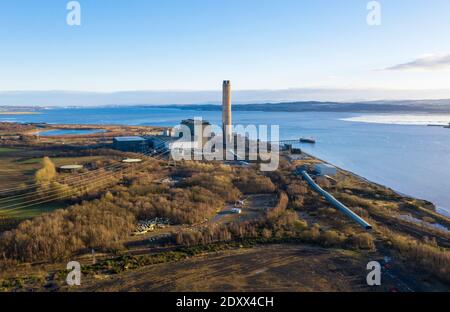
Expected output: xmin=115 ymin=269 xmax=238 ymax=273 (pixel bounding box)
xmin=66 ymin=244 xmax=440 ymax=292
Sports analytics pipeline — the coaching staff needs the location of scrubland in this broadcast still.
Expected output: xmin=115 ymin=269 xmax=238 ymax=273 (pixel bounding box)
xmin=0 ymin=124 xmax=448 ymax=292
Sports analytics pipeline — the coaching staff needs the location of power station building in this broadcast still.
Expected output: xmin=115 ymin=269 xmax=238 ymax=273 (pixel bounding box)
xmin=113 ymin=135 xmax=178 ymax=154
xmin=113 ymin=136 xmax=148 ymax=153
xmin=180 ymin=119 xmax=212 ymax=149
xmin=112 ymin=80 xmax=235 ymax=156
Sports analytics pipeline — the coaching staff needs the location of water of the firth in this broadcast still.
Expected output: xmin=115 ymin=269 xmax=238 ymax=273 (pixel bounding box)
xmin=2 ymin=106 xmax=450 ymax=216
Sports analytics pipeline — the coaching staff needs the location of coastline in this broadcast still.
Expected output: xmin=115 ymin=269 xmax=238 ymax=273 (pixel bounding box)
xmin=0 ymin=112 xmax=41 ymax=115
xmin=301 ymin=151 xmax=450 ymax=219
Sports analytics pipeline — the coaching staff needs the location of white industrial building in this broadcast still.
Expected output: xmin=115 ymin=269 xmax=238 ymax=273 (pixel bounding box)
xmin=314 ymin=163 xmax=337 ymax=176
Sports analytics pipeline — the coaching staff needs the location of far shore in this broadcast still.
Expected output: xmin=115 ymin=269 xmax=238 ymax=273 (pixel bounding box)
xmin=0 ymin=112 xmax=41 ymax=115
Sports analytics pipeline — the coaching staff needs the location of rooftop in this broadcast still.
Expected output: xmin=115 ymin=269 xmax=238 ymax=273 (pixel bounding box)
xmin=59 ymin=165 xmax=83 ymax=170
xmin=113 ymin=136 xmax=146 ymax=142
xmin=181 ymin=119 xmax=211 ymax=126
xmin=122 ymin=158 xmax=143 ymax=163
xmin=145 ymin=135 xmax=179 ymax=143
xmin=315 ymin=163 xmax=335 ymax=168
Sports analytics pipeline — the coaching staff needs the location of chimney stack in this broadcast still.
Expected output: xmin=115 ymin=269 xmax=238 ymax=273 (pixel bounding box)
xmin=222 ymin=80 xmax=232 ymax=142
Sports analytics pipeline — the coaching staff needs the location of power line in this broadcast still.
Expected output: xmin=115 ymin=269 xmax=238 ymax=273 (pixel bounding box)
xmin=0 ymin=147 xmax=168 ymax=207
xmin=0 ymin=144 xmax=169 ymax=203
xmin=0 ymin=142 xmax=167 ymax=194
xmin=0 ymin=149 xmax=170 ymax=215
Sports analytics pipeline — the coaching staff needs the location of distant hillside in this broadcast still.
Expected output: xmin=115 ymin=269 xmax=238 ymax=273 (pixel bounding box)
xmin=0 ymin=106 xmax=44 ymax=113
xmin=2 ymin=99 xmax=450 ymax=114
xmin=163 ymin=100 xmax=450 ymax=114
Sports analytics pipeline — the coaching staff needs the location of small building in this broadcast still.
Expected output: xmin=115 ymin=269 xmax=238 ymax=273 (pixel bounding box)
xmin=59 ymin=165 xmax=83 ymax=173
xmin=122 ymin=158 xmax=142 ymax=164
xmin=113 ymin=136 xmax=147 ymax=153
xmin=231 ymin=208 xmax=242 ymax=214
xmin=314 ymin=163 xmax=337 ymax=176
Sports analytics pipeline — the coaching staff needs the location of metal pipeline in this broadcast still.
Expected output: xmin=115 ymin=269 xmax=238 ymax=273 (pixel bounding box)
xmin=300 ymin=170 xmax=372 ymax=230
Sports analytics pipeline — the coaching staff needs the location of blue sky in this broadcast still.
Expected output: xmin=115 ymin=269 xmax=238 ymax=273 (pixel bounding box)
xmin=0 ymin=0 xmax=450 ymax=100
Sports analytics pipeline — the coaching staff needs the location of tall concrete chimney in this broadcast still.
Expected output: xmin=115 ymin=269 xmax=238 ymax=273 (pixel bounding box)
xmin=222 ymin=80 xmax=232 ymax=142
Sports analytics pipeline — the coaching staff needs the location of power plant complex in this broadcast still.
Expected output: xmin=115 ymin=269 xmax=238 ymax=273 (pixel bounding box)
xmin=113 ymin=80 xmax=234 ymax=154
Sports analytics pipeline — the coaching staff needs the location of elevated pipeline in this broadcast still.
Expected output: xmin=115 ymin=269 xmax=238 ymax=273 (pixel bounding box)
xmin=300 ymin=170 xmax=372 ymax=230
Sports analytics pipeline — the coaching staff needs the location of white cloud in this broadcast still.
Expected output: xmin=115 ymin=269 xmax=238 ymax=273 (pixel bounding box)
xmin=385 ymin=54 xmax=450 ymax=71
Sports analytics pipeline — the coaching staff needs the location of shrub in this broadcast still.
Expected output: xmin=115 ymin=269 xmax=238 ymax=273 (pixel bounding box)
xmin=321 ymin=230 xmax=346 ymax=247
xmin=266 ymin=192 xmax=289 ymax=220
xmin=262 ymin=229 xmax=273 ymax=239
xmin=290 ymin=196 xmax=305 ymax=210
xmin=286 ymin=182 xmax=308 ymax=197
xmin=0 ymin=200 xmax=135 ymax=262
xmin=35 ymin=157 xmax=57 ymax=186
xmin=180 ymin=173 xmax=241 ymax=202
xmin=234 ymin=171 xmax=276 ymax=194
xmin=35 ymin=157 xmax=59 ymax=196
xmin=382 ymin=229 xmax=450 ymax=282
xmin=317 ymin=177 xmax=332 ymax=189
xmin=350 ymin=233 xmax=375 ymax=250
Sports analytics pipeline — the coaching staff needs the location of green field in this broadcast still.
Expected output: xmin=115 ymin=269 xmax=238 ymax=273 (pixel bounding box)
xmin=0 ymin=201 xmax=67 ymax=220
xmin=0 ymin=147 xmax=20 ymax=154
xmin=18 ymin=156 xmax=106 ymax=165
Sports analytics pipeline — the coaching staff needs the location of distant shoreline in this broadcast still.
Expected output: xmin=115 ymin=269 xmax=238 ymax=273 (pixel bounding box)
xmin=0 ymin=112 xmax=41 ymax=115
xmin=3 ymin=98 xmax=450 ymax=114
xmin=147 ymin=101 xmax=450 ymax=114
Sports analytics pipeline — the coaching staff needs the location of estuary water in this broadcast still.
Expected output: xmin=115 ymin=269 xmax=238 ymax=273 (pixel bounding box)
xmin=37 ymin=129 xmax=107 ymax=136
xmin=2 ymin=107 xmax=450 ymax=216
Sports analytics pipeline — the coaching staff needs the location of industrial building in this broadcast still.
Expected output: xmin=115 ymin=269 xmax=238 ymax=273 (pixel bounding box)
xmin=180 ymin=119 xmax=212 ymax=149
xmin=181 ymin=119 xmax=211 ymax=139
xmin=146 ymin=135 xmax=179 ymax=151
xmin=314 ymin=163 xmax=337 ymax=176
xmin=112 ymin=134 xmax=180 ymax=155
xmin=113 ymin=136 xmax=148 ymax=153
xmin=112 ymin=80 xmax=234 ymax=157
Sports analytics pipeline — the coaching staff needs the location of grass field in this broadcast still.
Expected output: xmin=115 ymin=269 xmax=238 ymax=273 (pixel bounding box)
xmin=18 ymin=156 xmax=106 ymax=166
xmin=0 ymin=147 xmax=20 ymax=153
xmin=0 ymin=201 xmax=67 ymax=220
